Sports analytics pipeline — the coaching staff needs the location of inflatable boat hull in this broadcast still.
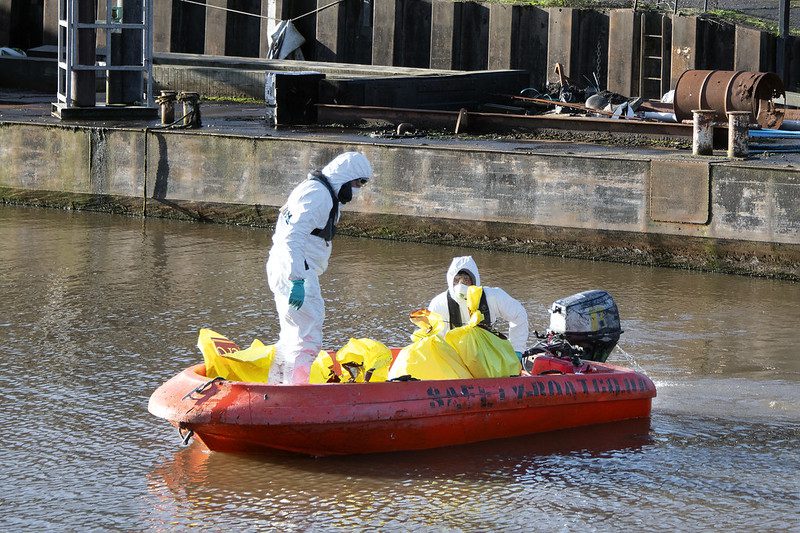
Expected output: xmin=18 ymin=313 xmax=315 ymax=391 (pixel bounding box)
xmin=148 ymin=357 xmax=656 ymax=456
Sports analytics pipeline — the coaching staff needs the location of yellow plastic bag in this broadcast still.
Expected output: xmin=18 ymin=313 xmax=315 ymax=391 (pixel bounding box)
xmin=387 ymin=310 xmax=473 ymax=381
xmin=197 ymin=328 xmax=275 ymax=383
xmin=445 ymin=287 xmax=522 ymax=378
xmin=309 ymin=338 xmax=392 ymax=383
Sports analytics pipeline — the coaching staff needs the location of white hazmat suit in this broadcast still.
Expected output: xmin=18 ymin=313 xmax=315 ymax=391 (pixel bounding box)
xmin=266 ymin=152 xmax=373 ymax=384
xmin=428 ymin=255 xmax=529 ymax=352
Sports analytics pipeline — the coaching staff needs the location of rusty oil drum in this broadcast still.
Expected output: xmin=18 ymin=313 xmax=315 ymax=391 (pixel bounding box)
xmin=673 ymin=70 xmax=785 ymax=129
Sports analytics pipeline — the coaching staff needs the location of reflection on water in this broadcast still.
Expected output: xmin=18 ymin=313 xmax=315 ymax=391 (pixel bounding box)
xmin=147 ymin=420 xmax=654 ymax=530
xmin=153 ymin=419 xmax=654 ymax=488
xmin=143 ymin=414 xmax=798 ymax=531
xmin=1 ymin=206 xmax=798 ymax=530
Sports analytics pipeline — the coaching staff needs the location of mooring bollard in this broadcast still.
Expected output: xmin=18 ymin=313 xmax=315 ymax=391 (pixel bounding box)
xmin=727 ymin=111 xmax=750 ymax=158
xmin=692 ymin=109 xmax=715 ymax=156
xmin=156 ymin=91 xmax=177 ymax=125
xmin=178 ymin=91 xmax=202 ymax=128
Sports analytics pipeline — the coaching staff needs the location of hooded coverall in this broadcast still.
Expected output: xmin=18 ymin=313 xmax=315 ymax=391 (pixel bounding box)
xmin=266 ymin=152 xmax=373 ymax=384
xmin=428 ymin=255 xmax=529 ymax=353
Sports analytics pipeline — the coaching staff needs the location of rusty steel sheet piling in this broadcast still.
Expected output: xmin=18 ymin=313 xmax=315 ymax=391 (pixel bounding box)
xmin=674 ymin=70 xmax=785 ymax=130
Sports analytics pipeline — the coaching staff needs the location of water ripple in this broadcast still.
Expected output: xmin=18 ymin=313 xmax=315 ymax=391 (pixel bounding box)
xmin=1 ymin=206 xmax=798 ymax=531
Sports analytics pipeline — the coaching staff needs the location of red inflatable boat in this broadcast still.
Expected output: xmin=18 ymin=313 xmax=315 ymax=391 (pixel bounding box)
xmin=148 ymin=352 xmax=656 ymax=456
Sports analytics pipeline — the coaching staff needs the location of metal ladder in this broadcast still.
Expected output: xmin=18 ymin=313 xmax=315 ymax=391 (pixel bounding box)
xmin=638 ymin=12 xmax=669 ymax=99
xmin=56 ymin=0 xmax=154 ymax=110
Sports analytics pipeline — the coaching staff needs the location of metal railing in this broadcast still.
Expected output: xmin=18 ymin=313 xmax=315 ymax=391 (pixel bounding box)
xmin=57 ymin=0 xmax=154 ymax=108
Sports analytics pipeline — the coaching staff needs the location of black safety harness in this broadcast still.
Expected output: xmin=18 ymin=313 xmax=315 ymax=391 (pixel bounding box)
xmin=309 ymin=174 xmax=339 ymax=242
xmin=446 ymin=291 xmax=492 ymax=329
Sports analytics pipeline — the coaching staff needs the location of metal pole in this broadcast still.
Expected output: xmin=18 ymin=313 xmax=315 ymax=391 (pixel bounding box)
xmin=64 ymin=0 xmax=73 ymax=106
xmin=146 ymin=0 xmax=154 ymax=107
xmin=703 ymin=0 xmax=708 ymax=12
xmin=105 ymin=0 xmax=113 ymax=103
xmin=72 ymin=0 xmax=96 ymax=107
xmin=777 ymin=0 xmax=790 ymax=85
xmin=57 ymin=0 xmax=65 ymax=103
xmin=121 ymin=0 xmax=144 ymax=104
xmin=107 ymin=0 xmax=123 ymax=104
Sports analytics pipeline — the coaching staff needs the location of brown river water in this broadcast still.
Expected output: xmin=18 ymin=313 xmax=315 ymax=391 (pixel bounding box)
xmin=1 ymin=206 xmax=798 ymax=530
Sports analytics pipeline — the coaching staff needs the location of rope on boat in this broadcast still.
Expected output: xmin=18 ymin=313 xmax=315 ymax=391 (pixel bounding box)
xmin=613 ymin=344 xmax=648 ymax=375
xmin=181 ymin=376 xmax=226 ymax=400
xmin=178 ymin=424 xmax=194 ymax=445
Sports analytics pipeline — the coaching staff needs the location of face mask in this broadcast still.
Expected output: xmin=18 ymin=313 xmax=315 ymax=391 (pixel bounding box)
xmin=454 ymin=283 xmax=469 ymax=301
xmin=349 ymin=186 xmax=362 ymax=199
xmin=337 ymin=182 xmax=353 ymax=204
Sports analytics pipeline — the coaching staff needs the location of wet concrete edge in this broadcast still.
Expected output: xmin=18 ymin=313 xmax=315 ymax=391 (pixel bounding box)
xmin=2 ymin=187 xmax=797 ymax=281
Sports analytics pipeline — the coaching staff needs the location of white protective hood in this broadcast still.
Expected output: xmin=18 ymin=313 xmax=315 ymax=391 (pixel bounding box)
xmin=431 ymin=255 xmax=529 ymax=352
xmin=320 ymin=151 xmax=373 ymax=194
xmin=446 ymin=256 xmax=481 ymax=300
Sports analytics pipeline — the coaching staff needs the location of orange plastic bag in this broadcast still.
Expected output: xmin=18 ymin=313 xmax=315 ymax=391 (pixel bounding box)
xmin=388 ymin=310 xmax=473 ymax=381
xmin=197 ymin=328 xmax=275 ymax=382
xmin=309 ymin=338 xmax=393 ymax=383
xmin=445 ymin=287 xmax=522 ymax=378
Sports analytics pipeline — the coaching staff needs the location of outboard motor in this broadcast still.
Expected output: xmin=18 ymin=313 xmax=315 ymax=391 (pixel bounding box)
xmin=548 ymin=290 xmax=622 ymax=362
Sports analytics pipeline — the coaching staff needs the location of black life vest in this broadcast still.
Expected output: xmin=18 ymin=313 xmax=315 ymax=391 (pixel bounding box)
xmin=446 ymin=290 xmax=491 ymax=329
xmin=309 ymin=174 xmax=339 ymax=242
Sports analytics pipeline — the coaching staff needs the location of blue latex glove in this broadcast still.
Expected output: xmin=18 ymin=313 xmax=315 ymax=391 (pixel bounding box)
xmin=515 ymin=351 xmax=523 ymax=361
xmin=288 ymin=279 xmax=305 ymax=310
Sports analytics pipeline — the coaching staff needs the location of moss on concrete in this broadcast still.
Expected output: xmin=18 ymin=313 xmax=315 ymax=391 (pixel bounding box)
xmin=3 ymin=187 xmax=797 ymax=281
xmin=334 ymin=124 xmax=693 ymax=150
xmin=700 ymin=9 xmax=800 ymax=37
xmin=203 ymin=95 xmax=265 ymax=105
xmin=486 ymin=0 xmax=629 ymax=7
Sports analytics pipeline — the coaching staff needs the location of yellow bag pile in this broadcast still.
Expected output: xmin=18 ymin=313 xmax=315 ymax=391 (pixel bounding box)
xmin=388 ymin=309 xmax=472 ymax=381
xmin=197 ymin=328 xmax=276 ymax=383
xmin=445 ymin=286 xmax=522 ymax=378
xmin=309 ymin=338 xmax=393 ymax=383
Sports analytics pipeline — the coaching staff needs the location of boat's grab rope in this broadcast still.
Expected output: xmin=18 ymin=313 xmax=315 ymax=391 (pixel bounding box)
xmin=182 ymin=376 xmax=226 ymax=400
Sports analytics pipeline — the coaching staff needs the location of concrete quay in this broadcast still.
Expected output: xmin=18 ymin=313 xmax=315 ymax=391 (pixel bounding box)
xmin=0 ymin=91 xmax=798 ymax=280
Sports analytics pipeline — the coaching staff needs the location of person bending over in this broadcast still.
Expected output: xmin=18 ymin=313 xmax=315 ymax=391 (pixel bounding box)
xmin=266 ymin=151 xmax=374 ymax=384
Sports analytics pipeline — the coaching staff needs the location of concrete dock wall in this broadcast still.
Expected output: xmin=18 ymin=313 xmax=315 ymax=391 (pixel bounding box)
xmin=0 ymin=121 xmax=797 ymax=279
xmin=711 ymin=164 xmax=800 ymax=243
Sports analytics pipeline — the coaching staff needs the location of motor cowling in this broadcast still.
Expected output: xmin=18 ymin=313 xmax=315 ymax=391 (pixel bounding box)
xmin=548 ymin=290 xmax=622 ymax=362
